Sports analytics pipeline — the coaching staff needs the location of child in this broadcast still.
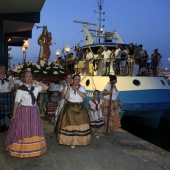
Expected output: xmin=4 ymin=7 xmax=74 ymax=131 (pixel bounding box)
xmin=88 ymin=90 xmax=104 ymax=138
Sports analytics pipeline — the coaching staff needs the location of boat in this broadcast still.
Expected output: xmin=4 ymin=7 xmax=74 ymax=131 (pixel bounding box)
xmin=74 ymin=0 xmax=170 ymax=128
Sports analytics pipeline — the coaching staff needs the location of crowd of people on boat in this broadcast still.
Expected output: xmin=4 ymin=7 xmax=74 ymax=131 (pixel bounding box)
xmin=57 ymin=44 xmax=162 ymax=77
xmin=0 ymin=64 xmax=122 ymax=158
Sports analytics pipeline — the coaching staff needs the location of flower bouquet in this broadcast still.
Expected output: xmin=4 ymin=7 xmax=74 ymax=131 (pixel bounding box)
xmin=16 ymin=60 xmax=66 ymax=83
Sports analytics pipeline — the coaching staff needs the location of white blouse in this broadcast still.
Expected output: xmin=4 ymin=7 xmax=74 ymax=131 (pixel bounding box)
xmin=0 ymin=76 xmax=14 ymax=93
xmin=68 ymin=86 xmax=86 ymax=103
xmin=15 ymin=85 xmax=42 ymax=106
xmin=104 ymin=83 xmax=119 ymax=101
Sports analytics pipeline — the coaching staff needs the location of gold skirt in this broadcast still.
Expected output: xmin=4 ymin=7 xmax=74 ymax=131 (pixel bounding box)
xmin=56 ymin=102 xmax=91 ymax=146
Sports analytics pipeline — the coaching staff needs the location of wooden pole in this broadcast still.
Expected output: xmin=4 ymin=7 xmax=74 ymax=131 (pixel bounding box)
xmin=106 ymin=82 xmax=113 ymax=135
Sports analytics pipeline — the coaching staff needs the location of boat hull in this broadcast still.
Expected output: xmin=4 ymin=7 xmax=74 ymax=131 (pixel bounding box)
xmin=81 ymin=76 xmax=170 ymax=128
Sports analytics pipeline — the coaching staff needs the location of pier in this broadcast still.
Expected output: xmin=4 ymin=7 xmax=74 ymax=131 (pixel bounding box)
xmin=0 ymin=114 xmax=170 ymax=170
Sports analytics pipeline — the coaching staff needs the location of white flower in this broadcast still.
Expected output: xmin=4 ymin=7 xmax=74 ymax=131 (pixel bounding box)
xmin=53 ymin=66 xmax=58 ymax=69
xmin=53 ymin=71 xmax=58 ymax=75
xmin=36 ymin=64 xmax=41 ymax=69
xmin=40 ymin=60 xmax=45 ymax=67
xmin=34 ymin=70 xmax=39 ymax=72
xmin=54 ymin=63 xmax=59 ymax=66
xmin=43 ymin=71 xmax=47 ymax=74
xmin=27 ymin=68 xmax=31 ymax=71
xmin=48 ymin=61 xmax=51 ymax=66
xmin=27 ymin=62 xmax=32 ymax=66
xmin=59 ymin=71 xmax=64 ymax=73
xmin=46 ymin=66 xmax=50 ymax=69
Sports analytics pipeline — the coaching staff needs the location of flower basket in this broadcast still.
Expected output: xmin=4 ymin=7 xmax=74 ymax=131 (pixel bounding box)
xmin=32 ymin=75 xmax=65 ymax=84
xmin=32 ymin=74 xmax=43 ymax=81
xmin=47 ymin=75 xmax=65 ymax=83
xmin=15 ymin=60 xmax=67 ymax=84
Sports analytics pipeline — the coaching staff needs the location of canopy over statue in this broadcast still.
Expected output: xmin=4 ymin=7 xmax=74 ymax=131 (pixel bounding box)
xmin=37 ymin=26 xmax=52 ymax=63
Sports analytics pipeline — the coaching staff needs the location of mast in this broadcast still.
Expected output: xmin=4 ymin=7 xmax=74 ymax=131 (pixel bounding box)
xmin=94 ymin=0 xmax=105 ymax=43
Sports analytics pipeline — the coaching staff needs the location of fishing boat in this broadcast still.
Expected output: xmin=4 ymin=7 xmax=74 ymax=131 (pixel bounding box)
xmin=74 ymin=0 xmax=170 ymax=128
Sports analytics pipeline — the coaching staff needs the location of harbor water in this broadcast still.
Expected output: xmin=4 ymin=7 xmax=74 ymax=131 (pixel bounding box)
xmin=121 ymin=111 xmax=170 ymax=152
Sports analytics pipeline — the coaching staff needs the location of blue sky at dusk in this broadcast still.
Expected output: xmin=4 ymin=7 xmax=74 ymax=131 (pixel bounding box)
xmin=11 ymin=0 xmax=170 ymax=69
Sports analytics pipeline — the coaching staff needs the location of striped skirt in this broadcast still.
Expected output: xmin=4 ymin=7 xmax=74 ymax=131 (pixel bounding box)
xmin=0 ymin=92 xmax=14 ymax=132
xmin=56 ymin=102 xmax=91 ymax=146
xmin=89 ymin=110 xmax=104 ymax=129
xmin=5 ymin=105 xmax=47 ymax=158
xmin=102 ymin=98 xmax=121 ymax=132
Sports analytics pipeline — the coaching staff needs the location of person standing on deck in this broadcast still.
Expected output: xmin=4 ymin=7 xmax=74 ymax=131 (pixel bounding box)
xmin=134 ymin=44 xmax=144 ymax=76
xmin=126 ymin=43 xmax=135 ymax=76
xmin=76 ymin=46 xmax=86 ymax=75
xmin=101 ymin=46 xmax=112 ymax=76
xmin=114 ymin=44 xmax=121 ymax=75
xmin=151 ymin=48 xmax=162 ymax=76
xmin=86 ymin=49 xmax=94 ymax=76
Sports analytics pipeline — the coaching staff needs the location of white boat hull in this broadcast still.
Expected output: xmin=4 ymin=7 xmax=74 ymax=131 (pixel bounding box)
xmin=80 ymin=76 xmax=170 ymax=128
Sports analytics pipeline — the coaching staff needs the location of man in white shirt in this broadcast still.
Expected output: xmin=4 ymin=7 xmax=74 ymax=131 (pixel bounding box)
xmin=101 ymin=46 xmax=112 ymax=76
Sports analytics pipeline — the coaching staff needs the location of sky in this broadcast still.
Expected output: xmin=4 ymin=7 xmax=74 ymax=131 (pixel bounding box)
xmin=10 ymin=0 xmax=170 ymax=69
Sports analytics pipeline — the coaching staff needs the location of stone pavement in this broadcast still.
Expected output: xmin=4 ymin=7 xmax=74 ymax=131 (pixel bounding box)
xmin=1 ymin=115 xmax=170 ymax=170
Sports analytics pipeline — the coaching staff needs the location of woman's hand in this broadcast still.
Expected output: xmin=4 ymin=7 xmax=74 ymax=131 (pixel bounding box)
xmin=108 ymin=90 xmax=112 ymax=94
xmin=11 ymin=115 xmax=15 ymax=123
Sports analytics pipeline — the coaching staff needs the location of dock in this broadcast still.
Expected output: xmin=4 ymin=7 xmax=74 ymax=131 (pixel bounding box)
xmin=0 ymin=115 xmax=170 ymax=170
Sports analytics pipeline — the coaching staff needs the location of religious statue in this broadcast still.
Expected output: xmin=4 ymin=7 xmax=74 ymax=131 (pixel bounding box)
xmin=37 ymin=26 xmax=52 ymax=63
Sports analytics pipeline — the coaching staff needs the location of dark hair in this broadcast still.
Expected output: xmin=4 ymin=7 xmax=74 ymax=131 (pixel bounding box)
xmin=72 ymin=74 xmax=80 ymax=79
xmin=93 ymin=90 xmax=100 ymax=95
xmin=23 ymin=71 xmax=32 ymax=78
xmin=66 ymin=74 xmax=72 ymax=78
xmin=109 ymin=75 xmax=117 ymax=82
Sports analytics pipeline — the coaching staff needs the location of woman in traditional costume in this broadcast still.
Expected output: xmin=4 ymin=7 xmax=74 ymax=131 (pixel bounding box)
xmin=55 ymin=74 xmax=72 ymax=122
xmin=57 ymin=74 xmax=91 ymax=148
xmin=5 ymin=71 xmax=48 ymax=158
xmin=0 ymin=65 xmax=14 ymax=133
xmin=102 ymin=75 xmax=121 ymax=132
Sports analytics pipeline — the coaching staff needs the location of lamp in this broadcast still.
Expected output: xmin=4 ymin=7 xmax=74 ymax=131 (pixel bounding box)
xmin=22 ymin=46 xmax=26 ymax=64
xmin=23 ymin=40 xmax=29 ymax=49
xmin=22 ymin=40 xmax=29 ymax=64
xmin=65 ymin=45 xmax=70 ymax=54
xmin=56 ymin=50 xmax=60 ymax=57
xmin=65 ymin=45 xmax=71 ymax=73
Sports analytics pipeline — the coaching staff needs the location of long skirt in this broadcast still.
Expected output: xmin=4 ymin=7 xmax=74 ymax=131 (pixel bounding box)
xmin=5 ymin=105 xmax=47 ymax=158
xmin=102 ymin=98 xmax=121 ymax=132
xmin=55 ymin=99 xmax=65 ymax=121
xmin=89 ymin=110 xmax=104 ymax=129
xmin=57 ymin=102 xmax=91 ymax=146
xmin=0 ymin=92 xmax=14 ymax=132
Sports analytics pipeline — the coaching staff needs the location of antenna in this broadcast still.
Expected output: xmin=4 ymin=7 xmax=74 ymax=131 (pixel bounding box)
xmin=94 ymin=0 xmax=105 ymax=43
